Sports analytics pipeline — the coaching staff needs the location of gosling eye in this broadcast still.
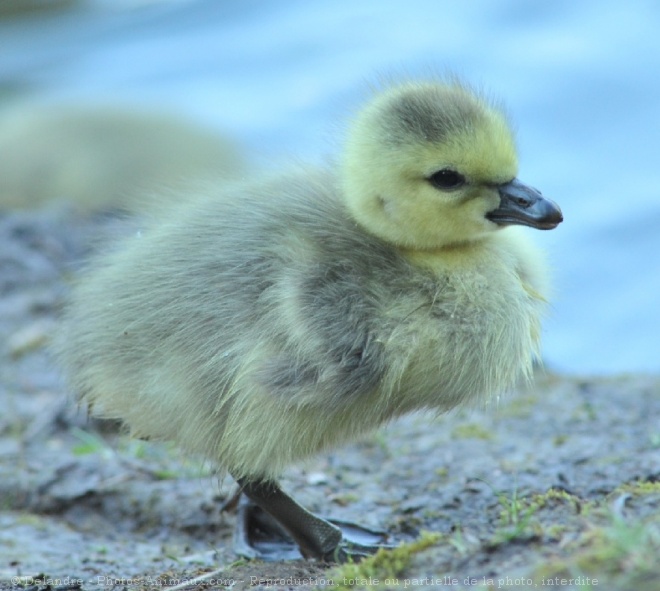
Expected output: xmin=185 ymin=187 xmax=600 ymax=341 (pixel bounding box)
xmin=428 ymin=169 xmax=466 ymax=191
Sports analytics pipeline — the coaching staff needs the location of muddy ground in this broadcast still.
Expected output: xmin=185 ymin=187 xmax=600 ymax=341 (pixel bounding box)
xmin=1 ymin=207 xmax=659 ymax=591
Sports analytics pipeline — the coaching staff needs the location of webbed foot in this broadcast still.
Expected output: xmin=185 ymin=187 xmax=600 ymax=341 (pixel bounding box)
xmin=233 ymin=493 xmax=393 ymax=563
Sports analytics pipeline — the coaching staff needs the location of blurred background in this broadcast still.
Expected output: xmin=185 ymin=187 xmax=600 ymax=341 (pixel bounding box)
xmin=1 ymin=0 xmax=658 ymax=376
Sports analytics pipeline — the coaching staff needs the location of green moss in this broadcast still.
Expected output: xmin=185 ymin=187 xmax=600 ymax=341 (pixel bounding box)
xmin=530 ymin=515 xmax=660 ymax=590
xmin=329 ymin=532 xmax=442 ymax=590
xmin=530 ymin=488 xmax=585 ymax=514
xmin=330 ymin=492 xmax=361 ymax=506
xmin=497 ymin=395 xmax=537 ymax=418
xmin=576 ymin=400 xmax=597 ymax=421
xmin=614 ymin=480 xmax=660 ymax=497
xmin=451 ymin=423 xmax=494 ymax=440
xmin=71 ymin=427 xmax=112 ymax=456
xmin=545 ymin=523 xmax=569 ymax=540
xmin=371 ymin=431 xmax=394 ymax=456
xmin=489 ymin=487 xmax=590 ymax=545
xmin=152 ymin=469 xmax=179 ymax=480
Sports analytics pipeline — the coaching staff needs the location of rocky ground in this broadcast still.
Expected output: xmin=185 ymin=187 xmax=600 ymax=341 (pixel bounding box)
xmin=1 ymin=207 xmax=659 ymax=591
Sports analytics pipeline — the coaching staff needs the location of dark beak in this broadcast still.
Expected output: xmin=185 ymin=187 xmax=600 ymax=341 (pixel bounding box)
xmin=486 ymin=179 xmax=563 ymax=230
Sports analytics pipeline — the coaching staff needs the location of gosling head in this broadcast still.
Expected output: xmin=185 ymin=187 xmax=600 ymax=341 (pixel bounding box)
xmin=342 ymin=81 xmax=563 ymax=249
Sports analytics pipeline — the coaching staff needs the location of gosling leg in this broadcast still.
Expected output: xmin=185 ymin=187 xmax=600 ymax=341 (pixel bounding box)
xmin=236 ymin=478 xmax=341 ymax=560
xmin=234 ymin=478 xmax=391 ymax=562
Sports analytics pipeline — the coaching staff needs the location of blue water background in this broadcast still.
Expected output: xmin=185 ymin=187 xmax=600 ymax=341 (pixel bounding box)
xmin=1 ymin=0 xmax=658 ymax=376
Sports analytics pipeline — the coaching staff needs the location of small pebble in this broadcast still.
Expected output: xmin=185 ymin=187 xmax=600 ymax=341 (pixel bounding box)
xmin=8 ymin=319 xmax=55 ymax=358
xmin=306 ymin=472 xmax=329 ymax=486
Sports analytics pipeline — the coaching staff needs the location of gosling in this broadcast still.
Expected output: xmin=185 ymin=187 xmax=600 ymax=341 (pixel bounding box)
xmin=0 ymin=105 xmax=243 ymax=212
xmin=57 ymin=80 xmax=562 ymax=562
